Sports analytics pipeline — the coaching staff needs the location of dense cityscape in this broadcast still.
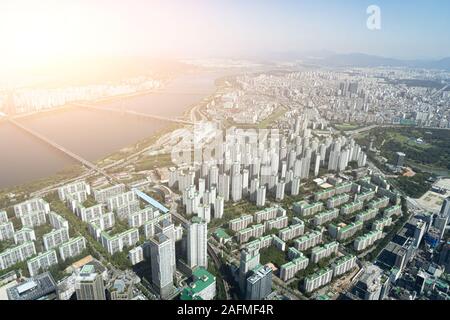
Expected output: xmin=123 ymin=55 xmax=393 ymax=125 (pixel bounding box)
xmin=0 ymin=63 xmax=449 ymax=302
xmin=0 ymin=1 xmax=449 ymax=314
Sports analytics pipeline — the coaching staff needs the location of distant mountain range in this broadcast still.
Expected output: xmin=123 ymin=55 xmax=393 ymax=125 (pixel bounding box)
xmin=311 ymin=53 xmax=450 ymax=70
xmin=258 ymin=51 xmax=450 ymax=71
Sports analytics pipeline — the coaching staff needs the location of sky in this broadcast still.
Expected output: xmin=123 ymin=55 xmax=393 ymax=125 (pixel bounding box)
xmin=0 ymin=0 xmax=449 ymax=70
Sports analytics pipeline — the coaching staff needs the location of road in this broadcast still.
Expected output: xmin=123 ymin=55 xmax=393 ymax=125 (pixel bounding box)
xmin=207 ymin=243 xmax=232 ymax=300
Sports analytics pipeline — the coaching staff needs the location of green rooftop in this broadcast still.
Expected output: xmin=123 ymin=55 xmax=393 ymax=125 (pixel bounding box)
xmin=180 ymin=268 xmax=216 ymax=300
xmin=214 ymin=228 xmax=231 ymax=240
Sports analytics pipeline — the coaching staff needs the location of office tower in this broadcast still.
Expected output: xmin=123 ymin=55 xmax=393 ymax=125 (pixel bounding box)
xmin=250 ymin=159 xmax=260 ymax=178
xmin=291 ymin=176 xmax=301 ymax=196
xmin=349 ymin=82 xmax=358 ymax=95
xmin=440 ymin=197 xmax=450 ymax=218
xmin=250 ymin=178 xmax=259 ymax=202
xmin=203 ymin=190 xmax=211 ymax=206
xmin=276 ymin=180 xmax=286 ymax=201
xmin=358 ymin=152 xmax=367 ymax=167
xmin=288 ymin=150 xmax=297 ymax=170
xmin=314 ymin=155 xmax=321 ymax=177
xmin=231 ymin=161 xmax=240 ymax=176
xmin=187 ymin=217 xmax=208 ymax=269
xmin=301 ymin=156 xmax=311 ymax=179
xmin=256 ymin=186 xmax=266 ymax=207
xmin=218 ymin=174 xmax=230 ymax=202
xmin=270 ymin=153 xmax=279 ymax=175
xmin=242 ymin=169 xmax=249 ymax=196
xmin=149 ymin=233 xmax=174 ymax=299
xmin=155 ymin=219 xmax=176 ymax=270
xmin=239 ymin=246 xmax=260 ymax=293
xmin=231 ymin=173 xmax=243 ymax=202
xmin=214 ymin=196 xmax=224 ymax=219
xmin=209 ymin=186 xmax=217 ymax=205
xmin=328 ymin=151 xmax=340 ymax=171
xmin=200 ymin=163 xmax=209 ymax=179
xmin=260 ymin=165 xmax=271 ymax=187
xmin=245 ymin=265 xmax=273 ymax=300
xmin=75 ymin=265 xmax=106 ymax=300
xmin=280 ymin=161 xmax=287 ymax=179
xmin=268 ymin=174 xmax=278 ymax=193
xmin=338 ymin=149 xmax=349 ymax=172
xmin=294 ymin=158 xmax=302 ymax=177
xmin=395 ymin=152 xmax=406 ymax=167
xmin=285 ymin=169 xmax=294 ymax=185
xmin=198 ymin=204 xmax=211 ymax=223
xmin=433 ymin=214 xmax=448 ymax=239
xmin=439 ymin=242 xmax=450 ymax=273
xmin=198 ymin=178 xmax=205 ymax=199
xmin=168 ymin=167 xmax=177 ymax=189
xmin=209 ymin=166 xmax=219 ymax=189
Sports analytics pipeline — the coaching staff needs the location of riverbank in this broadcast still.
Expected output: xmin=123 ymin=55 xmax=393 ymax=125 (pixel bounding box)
xmin=0 ymin=71 xmax=226 ymax=199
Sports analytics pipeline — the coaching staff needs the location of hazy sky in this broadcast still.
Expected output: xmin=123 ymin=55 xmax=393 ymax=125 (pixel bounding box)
xmin=0 ymin=0 xmax=449 ymax=67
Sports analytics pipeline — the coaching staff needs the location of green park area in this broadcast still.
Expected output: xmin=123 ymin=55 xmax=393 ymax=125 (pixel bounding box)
xmin=357 ymin=127 xmax=450 ymax=197
xmin=259 ymin=245 xmax=288 ymax=268
xmin=357 ymin=127 xmax=450 ymax=173
xmin=333 ymin=123 xmax=362 ymax=131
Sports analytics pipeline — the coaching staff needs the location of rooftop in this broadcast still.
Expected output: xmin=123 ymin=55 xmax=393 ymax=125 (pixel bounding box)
xmin=180 ymin=268 xmax=216 ymax=300
xmin=7 ymin=272 xmax=56 ymax=301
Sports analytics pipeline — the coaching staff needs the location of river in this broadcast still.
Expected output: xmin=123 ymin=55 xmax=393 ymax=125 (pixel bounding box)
xmin=0 ymin=71 xmax=222 ymax=190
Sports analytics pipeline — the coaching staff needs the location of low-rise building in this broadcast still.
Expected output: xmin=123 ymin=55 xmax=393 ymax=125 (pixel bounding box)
xmin=264 ymin=216 xmax=288 ymax=232
xmin=355 ymin=208 xmax=379 ymax=223
xmin=311 ymin=242 xmax=339 ymax=263
xmin=0 ymin=221 xmax=15 ymax=241
xmin=278 ymin=221 xmax=305 ymax=241
xmin=367 ymin=197 xmax=390 ymax=210
xmin=280 ymin=253 xmax=309 ymax=281
xmin=128 ymin=246 xmax=144 ymax=265
xmin=237 ymin=224 xmax=265 ymax=244
xmin=27 ymin=250 xmax=58 ymax=277
xmin=326 ymin=194 xmax=350 ymax=209
xmin=328 ymin=221 xmax=363 ymax=241
xmin=180 ymin=267 xmax=217 ymax=300
xmin=294 ymin=230 xmax=323 ymax=251
xmin=59 ymin=236 xmax=87 ymax=261
xmin=43 ymin=227 xmax=70 ymax=251
xmin=313 ymin=209 xmax=339 ymax=226
xmin=354 ymin=230 xmax=383 ymax=251
xmin=0 ymin=241 xmax=36 ymax=270
xmin=332 ymin=255 xmax=357 ymax=277
xmin=294 ymin=201 xmax=324 ymax=217
xmin=340 ymin=201 xmax=364 ymax=216
xmin=304 ymin=268 xmax=333 ymax=293
xmin=229 ymin=214 xmax=253 ymax=232
xmin=372 ymin=217 xmax=393 ymax=231
xmin=100 ymin=228 xmax=139 ymax=255
xmin=253 ymin=205 xmax=286 ymax=223
xmin=13 ymin=228 xmax=36 ymax=244
xmin=383 ymin=205 xmax=402 ymax=218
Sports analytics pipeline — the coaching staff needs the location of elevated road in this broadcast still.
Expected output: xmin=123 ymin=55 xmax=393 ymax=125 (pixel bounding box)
xmin=207 ymin=243 xmax=232 ymax=300
xmin=73 ymin=102 xmax=195 ymax=125
xmin=8 ymin=118 xmax=119 ymax=184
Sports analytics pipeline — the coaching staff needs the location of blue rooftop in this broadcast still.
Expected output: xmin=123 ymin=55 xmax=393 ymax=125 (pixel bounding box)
xmin=133 ymin=189 xmax=169 ymax=214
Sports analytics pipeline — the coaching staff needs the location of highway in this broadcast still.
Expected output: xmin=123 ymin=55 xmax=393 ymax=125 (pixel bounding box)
xmin=207 ymin=243 xmax=232 ymax=300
